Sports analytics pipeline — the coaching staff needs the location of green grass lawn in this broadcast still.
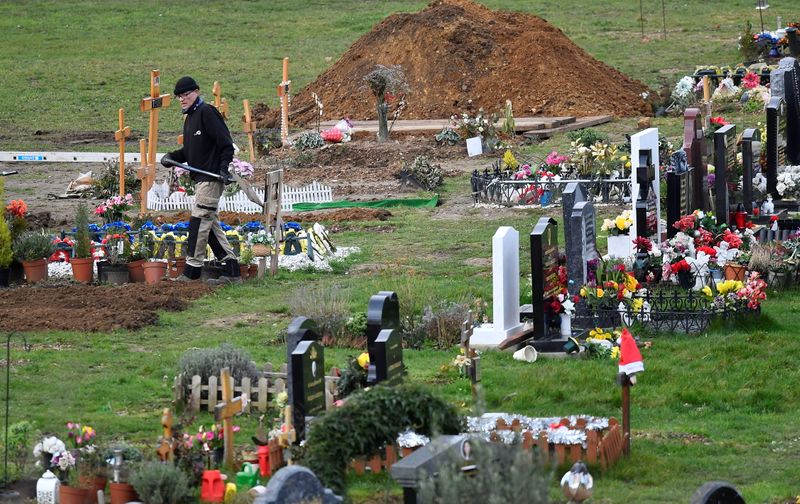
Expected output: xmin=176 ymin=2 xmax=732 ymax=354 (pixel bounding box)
xmin=2 ymin=0 xmax=800 ymax=502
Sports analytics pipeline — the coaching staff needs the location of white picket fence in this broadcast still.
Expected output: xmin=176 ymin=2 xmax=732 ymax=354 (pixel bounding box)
xmin=147 ymin=180 xmax=332 ymax=213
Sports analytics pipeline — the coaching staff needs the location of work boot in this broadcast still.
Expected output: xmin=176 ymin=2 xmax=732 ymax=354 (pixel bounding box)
xmin=207 ymin=260 xmax=241 ymax=285
xmin=173 ymin=263 xmax=202 ymax=282
xmin=207 ymin=275 xmax=242 ymax=286
xmin=172 ymin=274 xmax=196 ymax=282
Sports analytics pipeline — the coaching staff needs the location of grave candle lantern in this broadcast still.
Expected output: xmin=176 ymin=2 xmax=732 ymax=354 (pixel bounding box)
xmin=112 ymin=449 xmax=123 ymax=483
xmin=36 ymin=470 xmax=60 ymax=504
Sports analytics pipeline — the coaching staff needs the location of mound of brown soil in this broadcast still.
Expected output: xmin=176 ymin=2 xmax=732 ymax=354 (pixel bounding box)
xmin=272 ymin=0 xmax=650 ymax=127
xmin=0 ymin=282 xmax=213 ymax=332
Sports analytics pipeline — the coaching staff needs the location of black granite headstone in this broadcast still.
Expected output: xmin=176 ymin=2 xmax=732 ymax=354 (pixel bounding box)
xmin=666 ymin=166 xmax=694 ymax=239
xmin=634 ymin=150 xmax=657 ymax=239
xmin=683 ymin=108 xmax=708 ymax=211
xmin=286 ymin=316 xmax=320 ymax=439
xmin=741 ymin=128 xmax=762 ymax=213
xmin=367 ymin=328 xmax=404 ymax=386
xmin=766 ymin=97 xmax=787 ymax=199
xmin=290 ymin=338 xmax=326 ymax=441
xmin=713 ymin=124 xmax=737 ymax=225
xmin=366 ymin=291 xmax=399 ymax=356
xmin=529 ymin=217 xmax=560 ymax=340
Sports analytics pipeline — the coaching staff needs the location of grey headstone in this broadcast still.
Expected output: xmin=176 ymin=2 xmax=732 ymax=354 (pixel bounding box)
xmin=683 ymin=108 xmax=708 ymax=211
xmin=562 ymin=182 xmax=587 ymax=245
xmin=769 ymin=57 xmax=797 ymax=101
xmin=689 ymin=481 xmax=745 ymax=504
xmin=567 ymin=201 xmax=598 ymax=292
xmin=256 ymin=465 xmax=342 ymax=504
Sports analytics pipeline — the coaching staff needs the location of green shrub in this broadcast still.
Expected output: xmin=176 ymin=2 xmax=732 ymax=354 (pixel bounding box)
xmin=418 ymin=442 xmax=551 ymax=503
xmin=335 ymin=356 xmax=368 ymax=399
xmin=0 ymin=178 xmax=11 ymax=268
xmin=408 ymin=156 xmax=444 ymax=192
xmin=293 ymin=131 xmax=324 ymax=151
xmin=129 ymin=461 xmax=190 ymax=504
xmin=12 ymin=230 xmax=55 ymax=262
xmin=421 ymin=301 xmax=471 ymax=349
xmin=435 ymin=127 xmax=461 ymax=146
xmin=178 ymin=343 xmax=260 ymax=392
xmin=568 ymin=127 xmax=607 ymax=146
xmin=74 ymin=202 xmax=92 ymax=259
xmin=303 ymin=384 xmax=464 ymax=495
xmin=345 ymin=312 xmax=368 ymax=340
xmin=2 ymin=420 xmax=36 ymax=478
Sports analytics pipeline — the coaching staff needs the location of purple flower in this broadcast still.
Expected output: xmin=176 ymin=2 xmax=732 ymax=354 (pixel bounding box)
xmin=707 ymin=173 xmax=716 ymax=185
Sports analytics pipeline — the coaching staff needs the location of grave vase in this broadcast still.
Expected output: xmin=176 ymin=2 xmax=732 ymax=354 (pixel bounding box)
xmin=559 ymin=314 xmax=572 ymax=337
xmin=710 ymin=268 xmax=724 ymax=282
xmin=633 ymin=252 xmax=650 ymax=282
xmin=724 ymin=263 xmax=746 ymax=281
xmin=108 ymin=482 xmax=139 ymax=504
xmin=606 ymin=234 xmax=633 ymax=259
xmin=71 ymin=257 xmax=94 ymax=283
xmin=22 ymin=259 xmax=48 ymax=284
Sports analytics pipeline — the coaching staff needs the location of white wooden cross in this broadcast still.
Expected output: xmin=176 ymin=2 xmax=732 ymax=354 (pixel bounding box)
xmin=212 ymin=81 xmax=229 ymax=120
xmin=242 ymin=99 xmax=256 ymax=163
xmin=277 ymin=57 xmax=291 ymax=146
xmin=139 ymin=70 xmax=171 ymax=214
xmin=114 ymin=108 xmax=131 ymax=196
xmin=214 ymin=367 xmax=247 ymax=469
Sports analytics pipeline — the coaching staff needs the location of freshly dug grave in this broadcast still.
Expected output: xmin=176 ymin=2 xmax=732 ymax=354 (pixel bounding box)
xmin=0 ymin=282 xmax=213 ymax=332
xmin=260 ymin=0 xmax=650 ymax=127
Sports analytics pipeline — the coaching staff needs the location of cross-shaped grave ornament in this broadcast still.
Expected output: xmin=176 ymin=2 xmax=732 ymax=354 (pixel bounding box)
xmin=242 ymin=99 xmax=257 ymax=163
xmin=212 ymin=81 xmax=229 ymax=120
xmin=460 ymin=310 xmax=480 ymax=395
xmin=277 ymin=405 xmax=297 ymax=464
xmin=277 ymin=57 xmax=291 ymax=146
xmin=136 ymin=139 xmax=150 ymax=214
xmin=139 ymin=70 xmax=170 ymax=213
xmin=214 ymin=367 xmax=248 ymax=469
xmin=114 ymin=108 xmax=132 ymax=196
xmin=156 ymin=408 xmax=175 ymax=462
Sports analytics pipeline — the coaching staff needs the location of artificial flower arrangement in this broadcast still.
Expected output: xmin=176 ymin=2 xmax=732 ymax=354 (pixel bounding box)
xmin=601 ymin=210 xmax=633 ymax=236
xmin=569 ymin=138 xmax=621 ymax=177
xmin=94 ymin=194 xmax=134 ymax=224
xmin=49 ymin=236 xmax=75 ymax=263
xmin=4 ymin=198 xmax=28 ymax=241
xmin=580 ymin=260 xmax=643 ymax=311
xmin=224 ymin=158 xmax=255 ymax=196
xmin=582 ymin=327 xmax=621 ymax=360
xmin=700 ymin=271 xmax=767 ymax=311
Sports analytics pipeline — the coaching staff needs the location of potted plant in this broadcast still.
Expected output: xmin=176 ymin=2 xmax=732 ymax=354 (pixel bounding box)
xmin=248 ymin=230 xmax=276 ymax=258
xmin=129 ymin=461 xmax=190 ymax=504
xmin=601 ymin=210 xmax=633 ymax=259
xmin=97 ymin=227 xmax=130 ymax=284
xmin=108 ymin=444 xmax=143 ymax=504
xmin=12 ymin=230 xmax=55 ymax=283
xmin=127 ymin=235 xmax=148 ymax=283
xmin=239 ymin=245 xmax=253 ymax=280
xmin=71 ymin=202 xmax=95 ymax=283
xmin=141 ymin=234 xmax=168 ymax=284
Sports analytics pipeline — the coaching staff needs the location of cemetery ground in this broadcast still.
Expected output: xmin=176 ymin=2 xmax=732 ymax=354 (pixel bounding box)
xmin=2 ymin=0 xmax=800 ymax=502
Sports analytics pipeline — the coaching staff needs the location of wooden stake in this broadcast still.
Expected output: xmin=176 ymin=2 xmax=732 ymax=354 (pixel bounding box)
xmin=214 ymin=368 xmax=246 ymax=470
xmin=139 ymin=70 xmax=171 ymax=215
xmin=242 ymin=99 xmax=256 ymax=163
xmin=277 ymin=57 xmax=291 ymax=146
xmin=137 ymin=139 xmax=148 ymax=215
xmin=114 ymin=108 xmax=131 ymax=196
xmin=620 ymin=374 xmax=632 ymax=457
xmin=212 ymin=81 xmax=229 ymax=120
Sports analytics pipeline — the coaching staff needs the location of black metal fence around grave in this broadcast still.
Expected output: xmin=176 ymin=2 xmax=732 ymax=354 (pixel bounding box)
xmin=470 ymin=169 xmax=631 ymax=206
xmin=573 ymin=289 xmax=759 ymax=334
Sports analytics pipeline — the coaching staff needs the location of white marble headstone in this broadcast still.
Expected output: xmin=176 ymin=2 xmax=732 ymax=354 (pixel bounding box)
xmin=471 ymin=226 xmax=524 ymax=349
xmin=630 ymin=128 xmax=662 ymax=245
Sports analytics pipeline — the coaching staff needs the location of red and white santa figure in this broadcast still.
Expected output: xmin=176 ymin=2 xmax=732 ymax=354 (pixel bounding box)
xmin=618 ymin=328 xmax=644 ymax=384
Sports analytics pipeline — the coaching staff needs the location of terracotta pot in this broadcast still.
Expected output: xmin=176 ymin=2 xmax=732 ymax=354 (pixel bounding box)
xmin=108 ymin=482 xmax=139 ymax=504
xmin=71 ymin=257 xmax=94 ymax=283
xmin=169 ymin=257 xmax=186 ymax=278
xmin=240 ymin=264 xmax=250 ymax=280
xmin=724 ymin=264 xmax=746 ymax=281
xmin=142 ymin=261 xmax=167 ymax=284
xmin=21 ymin=258 xmax=48 ymax=284
xmin=79 ymin=476 xmax=107 ymax=504
xmin=127 ymin=259 xmax=146 ymax=283
xmin=60 ymin=485 xmax=89 ymax=504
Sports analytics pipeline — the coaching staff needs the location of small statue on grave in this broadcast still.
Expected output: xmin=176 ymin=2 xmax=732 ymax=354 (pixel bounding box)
xmin=762 ymin=193 xmax=775 ymax=215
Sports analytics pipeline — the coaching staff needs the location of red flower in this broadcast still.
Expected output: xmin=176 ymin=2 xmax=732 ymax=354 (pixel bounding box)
xmin=632 ymin=236 xmax=653 ymax=252
xmin=550 ymin=300 xmax=562 ymax=313
xmin=722 ymin=229 xmax=742 ymax=248
xmin=671 ymin=260 xmax=690 ymax=273
xmin=674 ymin=214 xmax=696 ymax=232
xmin=696 ymin=246 xmax=716 ymax=257
xmin=710 ymin=116 xmax=729 ymax=126
xmin=6 ymin=199 xmax=27 ymax=218
xmin=615 ymin=264 xmax=626 ymax=272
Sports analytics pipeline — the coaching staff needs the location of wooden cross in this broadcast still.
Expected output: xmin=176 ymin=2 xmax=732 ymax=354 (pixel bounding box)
xmin=277 ymin=57 xmax=291 ymax=146
xmin=139 ymin=70 xmax=171 ymax=213
xmin=460 ymin=310 xmax=480 ymax=397
xmin=114 ymin=108 xmax=131 ymax=196
xmin=212 ymin=81 xmax=229 ymax=120
xmin=260 ymin=169 xmax=284 ymax=279
xmin=156 ymin=408 xmax=175 ymax=462
xmin=136 ymin=139 xmax=150 ymax=214
xmin=214 ymin=367 xmax=246 ymax=470
xmin=277 ymin=405 xmax=296 ymax=464
xmin=242 ymin=99 xmax=256 ymax=163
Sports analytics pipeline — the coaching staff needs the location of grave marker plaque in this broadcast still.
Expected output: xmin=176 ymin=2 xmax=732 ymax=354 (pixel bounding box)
xmin=367 ymin=328 xmax=404 ymax=387
xmin=291 ymin=339 xmax=325 ymax=441
xmin=741 ymin=128 xmax=762 ymax=213
xmin=713 ymin=124 xmax=737 ymax=226
xmin=683 ymin=108 xmax=708 ymax=211
xmin=766 ymin=97 xmax=787 ymax=199
xmin=569 ymin=201 xmax=598 ymax=288
xmin=530 ymin=217 xmax=560 ymax=340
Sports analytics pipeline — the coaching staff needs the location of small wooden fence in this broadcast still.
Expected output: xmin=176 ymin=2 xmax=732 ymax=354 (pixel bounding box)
xmin=148 ymin=180 xmax=332 ymax=213
xmin=173 ymin=363 xmax=340 ymax=413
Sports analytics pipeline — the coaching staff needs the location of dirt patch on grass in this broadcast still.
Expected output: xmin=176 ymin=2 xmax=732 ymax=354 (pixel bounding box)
xmin=0 ymin=282 xmax=214 ymax=333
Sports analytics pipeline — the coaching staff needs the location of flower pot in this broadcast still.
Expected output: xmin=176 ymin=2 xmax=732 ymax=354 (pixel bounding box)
xmin=240 ymin=264 xmax=250 ymax=281
xmin=768 ymin=270 xmax=788 ymax=289
xmin=724 ymin=264 xmax=746 ymax=281
xmin=252 ymin=244 xmax=271 ymax=257
xmin=710 ymin=268 xmax=723 ymax=282
xmin=142 ymin=261 xmax=167 ymax=284
xmin=108 ymin=482 xmax=139 ymax=504
xmin=169 ymin=257 xmax=186 ymax=279
xmin=606 ymin=234 xmax=633 ymax=259
xmin=79 ymin=475 xmax=107 ymax=504
xmin=0 ymin=267 xmax=9 ymax=288
xmin=98 ymin=262 xmax=130 ymax=285
xmin=559 ymin=313 xmax=572 ymax=337
xmin=22 ymin=258 xmax=48 ymax=284
xmin=71 ymin=257 xmax=94 ymax=284
xmin=59 ymin=485 xmax=88 ymax=504
xmin=127 ymin=259 xmax=145 ymax=283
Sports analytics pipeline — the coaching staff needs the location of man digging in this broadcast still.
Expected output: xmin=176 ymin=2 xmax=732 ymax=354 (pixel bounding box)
xmin=161 ymin=76 xmax=242 ymax=284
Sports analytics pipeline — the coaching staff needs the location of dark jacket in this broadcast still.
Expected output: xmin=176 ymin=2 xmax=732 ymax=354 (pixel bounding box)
xmin=168 ymin=98 xmax=234 ymax=183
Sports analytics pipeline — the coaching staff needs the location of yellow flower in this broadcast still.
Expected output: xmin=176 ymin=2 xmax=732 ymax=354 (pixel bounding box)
xmin=701 ymin=285 xmax=713 ymax=298
xmin=596 ymin=288 xmax=605 ymax=298
xmin=502 ymin=150 xmax=519 ymax=170
xmin=625 ymin=274 xmax=638 ymax=292
xmin=357 ymin=352 xmax=370 ymax=369
xmin=615 ymin=216 xmax=629 ymax=231
xmin=580 ymin=287 xmax=587 ymax=297
xmin=717 ymin=280 xmax=744 ymax=296
xmin=610 ymin=347 xmax=620 ymax=360
xmin=632 ymin=298 xmax=644 ymax=313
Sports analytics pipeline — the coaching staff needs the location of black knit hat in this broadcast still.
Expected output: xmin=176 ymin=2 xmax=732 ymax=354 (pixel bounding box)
xmin=174 ymin=76 xmax=199 ymax=95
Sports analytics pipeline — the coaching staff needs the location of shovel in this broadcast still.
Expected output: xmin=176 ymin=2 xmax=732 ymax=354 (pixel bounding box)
xmin=162 ymin=159 xmax=263 ymax=207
